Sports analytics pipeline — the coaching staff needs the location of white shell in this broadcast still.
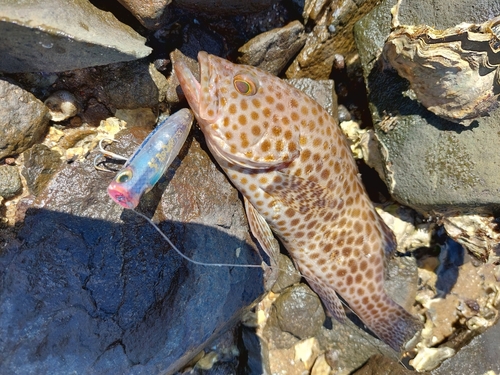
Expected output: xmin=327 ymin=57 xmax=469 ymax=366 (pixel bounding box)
xmin=44 ymin=90 xmax=78 ymax=122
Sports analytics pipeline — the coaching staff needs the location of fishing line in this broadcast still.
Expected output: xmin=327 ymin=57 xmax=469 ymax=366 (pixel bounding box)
xmin=131 ymin=210 xmax=407 ymax=362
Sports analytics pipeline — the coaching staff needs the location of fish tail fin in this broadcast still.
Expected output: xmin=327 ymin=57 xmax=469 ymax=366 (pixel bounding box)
xmin=369 ymin=300 xmax=422 ymax=353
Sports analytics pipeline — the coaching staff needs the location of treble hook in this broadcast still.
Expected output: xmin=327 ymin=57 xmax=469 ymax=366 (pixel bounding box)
xmin=93 ymin=138 xmax=128 ymax=172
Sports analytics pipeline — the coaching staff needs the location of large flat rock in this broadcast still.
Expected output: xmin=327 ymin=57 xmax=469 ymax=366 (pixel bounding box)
xmin=0 ymin=0 xmax=151 ymax=73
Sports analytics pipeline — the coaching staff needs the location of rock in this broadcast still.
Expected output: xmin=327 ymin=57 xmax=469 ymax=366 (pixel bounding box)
xmin=22 ymin=144 xmax=62 ymax=196
xmin=270 ymin=254 xmax=302 ymax=294
xmin=46 ymin=60 xmax=168 ymax=126
xmin=272 ymin=284 xmax=326 ymax=340
xmin=354 ymin=0 xmax=500 ymax=214
xmin=117 ymin=0 xmax=171 ymax=30
xmin=167 ymin=50 xmax=201 ymax=106
xmin=285 ymin=0 xmax=379 ymax=79
xmin=268 ymin=337 xmax=322 ymax=375
xmin=431 ymin=318 xmax=500 ymax=375
xmin=174 ymin=0 xmax=279 ymax=16
xmin=238 ymin=21 xmax=306 ymax=75
xmin=0 ymin=0 xmax=151 ymax=73
xmin=352 ymin=354 xmax=427 ymax=374
xmin=0 ymin=165 xmax=22 ymax=199
xmin=99 ymin=61 xmax=169 ymax=110
xmin=0 ymin=79 xmax=50 ymax=159
xmin=287 ymin=78 xmax=338 ymax=119
xmin=0 ymin=127 xmax=264 ymax=374
xmin=338 ymin=104 xmax=352 ymax=122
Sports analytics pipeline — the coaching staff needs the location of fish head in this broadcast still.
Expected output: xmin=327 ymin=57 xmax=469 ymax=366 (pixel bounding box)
xmin=107 ymin=166 xmax=141 ymax=209
xmin=174 ymin=51 xmax=301 ymax=169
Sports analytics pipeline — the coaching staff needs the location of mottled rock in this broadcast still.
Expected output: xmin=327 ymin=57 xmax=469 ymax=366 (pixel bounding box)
xmin=167 ymin=50 xmax=201 ymax=106
xmin=47 ymin=60 xmax=169 ymax=126
xmin=0 ymin=128 xmax=264 ymax=374
xmin=117 ymin=0 xmax=171 ymax=30
xmin=431 ymin=318 xmax=500 ymax=375
xmin=286 ymin=0 xmax=379 ymax=79
xmin=287 ymin=78 xmax=337 ymax=118
xmin=353 ymin=354 xmax=427 ymax=374
xmin=271 ymin=254 xmax=302 ymax=294
xmin=0 ymin=165 xmax=22 ymax=199
xmin=0 ymin=0 xmax=151 ymax=73
xmin=238 ymin=21 xmax=306 ymax=75
xmin=354 ymin=0 xmax=500 ymax=214
xmin=174 ymin=0 xmax=279 ymax=16
xmin=272 ymin=284 xmax=326 ymax=340
xmin=0 ymin=79 xmax=50 ymax=159
xmin=22 ymin=144 xmax=62 ymax=196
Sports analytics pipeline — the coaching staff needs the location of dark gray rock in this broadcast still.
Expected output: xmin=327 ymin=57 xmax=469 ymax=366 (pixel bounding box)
xmin=238 ymin=21 xmax=306 ymax=76
xmin=22 ymin=144 xmax=62 ymax=196
xmin=432 ymin=318 xmax=500 ymax=374
xmin=354 ymin=0 xmax=500 ymax=214
xmin=0 ymin=128 xmax=264 ymax=374
xmin=0 ymin=165 xmax=22 ymax=199
xmin=0 ymin=0 xmax=151 ymax=73
xmin=0 ymin=79 xmax=50 ymax=159
xmin=174 ymin=0 xmax=278 ymax=16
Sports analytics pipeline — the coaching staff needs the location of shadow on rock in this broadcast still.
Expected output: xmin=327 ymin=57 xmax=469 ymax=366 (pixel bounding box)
xmin=0 ymin=208 xmax=264 ymax=375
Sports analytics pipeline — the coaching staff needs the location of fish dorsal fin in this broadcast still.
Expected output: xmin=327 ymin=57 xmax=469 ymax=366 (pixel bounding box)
xmin=263 ymin=171 xmax=342 ymax=214
xmin=244 ymin=197 xmax=280 ymax=290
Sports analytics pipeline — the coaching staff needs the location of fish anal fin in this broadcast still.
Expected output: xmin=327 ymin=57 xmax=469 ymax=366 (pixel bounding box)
xmin=304 ymin=273 xmax=347 ymax=322
xmin=244 ymin=197 xmax=280 ymax=290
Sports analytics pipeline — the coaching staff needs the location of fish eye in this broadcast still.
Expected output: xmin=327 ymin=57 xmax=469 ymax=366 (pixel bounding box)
xmin=233 ymin=74 xmax=258 ymax=96
xmin=116 ymin=169 xmax=133 ymax=183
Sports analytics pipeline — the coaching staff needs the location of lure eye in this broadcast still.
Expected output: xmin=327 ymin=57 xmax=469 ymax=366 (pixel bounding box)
xmin=116 ymin=169 xmax=133 ymax=183
xmin=233 ymin=74 xmax=258 ymax=96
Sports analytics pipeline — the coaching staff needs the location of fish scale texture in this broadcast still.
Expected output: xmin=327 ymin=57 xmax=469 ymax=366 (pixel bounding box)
xmin=175 ymin=52 xmax=422 ymax=352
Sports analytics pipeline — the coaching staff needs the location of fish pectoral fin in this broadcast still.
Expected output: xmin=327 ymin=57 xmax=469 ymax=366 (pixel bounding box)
xmin=244 ymin=197 xmax=280 ymax=290
xmin=263 ymin=171 xmax=341 ymax=214
xmin=305 ymin=274 xmax=347 ymax=322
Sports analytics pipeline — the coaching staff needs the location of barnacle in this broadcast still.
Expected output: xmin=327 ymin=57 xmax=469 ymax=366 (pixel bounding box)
xmin=44 ymin=90 xmax=79 ymax=122
xmin=382 ymin=0 xmax=500 ymax=123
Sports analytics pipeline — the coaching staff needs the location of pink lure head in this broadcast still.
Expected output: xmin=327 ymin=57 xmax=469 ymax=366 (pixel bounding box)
xmin=107 ymin=181 xmax=140 ymax=209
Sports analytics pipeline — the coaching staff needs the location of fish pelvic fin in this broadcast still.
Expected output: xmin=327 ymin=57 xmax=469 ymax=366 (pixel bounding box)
xmin=244 ymin=197 xmax=280 ymax=290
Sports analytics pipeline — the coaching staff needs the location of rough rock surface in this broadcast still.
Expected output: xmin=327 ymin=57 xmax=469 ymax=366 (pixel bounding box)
xmin=22 ymin=144 xmax=62 ymax=196
xmin=353 ymin=354 xmax=428 ymax=374
xmin=238 ymin=21 xmax=306 ymax=75
xmin=0 ymin=79 xmax=50 ymax=159
xmin=0 ymin=0 xmax=151 ymax=73
xmin=0 ymin=128 xmax=264 ymax=374
xmin=174 ymin=0 xmax=279 ymax=16
xmin=0 ymin=165 xmax=22 ymax=199
xmin=285 ymin=0 xmax=379 ymax=79
xmin=354 ymin=0 xmax=500 ymax=214
xmin=432 ymin=318 xmax=500 ymax=375
xmin=117 ymin=0 xmax=172 ymax=30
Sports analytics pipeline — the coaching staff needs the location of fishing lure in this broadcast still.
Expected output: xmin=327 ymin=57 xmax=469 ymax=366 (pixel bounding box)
xmin=107 ymin=108 xmax=194 ymax=209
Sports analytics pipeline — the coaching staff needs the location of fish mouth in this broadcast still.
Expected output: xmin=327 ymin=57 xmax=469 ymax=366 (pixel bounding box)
xmin=107 ymin=183 xmax=139 ymax=209
xmin=174 ymin=51 xmax=215 ymax=122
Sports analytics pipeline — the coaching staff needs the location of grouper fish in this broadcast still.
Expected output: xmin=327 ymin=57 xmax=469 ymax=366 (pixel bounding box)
xmin=174 ymin=51 xmax=422 ymax=352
